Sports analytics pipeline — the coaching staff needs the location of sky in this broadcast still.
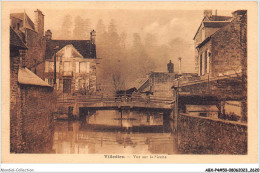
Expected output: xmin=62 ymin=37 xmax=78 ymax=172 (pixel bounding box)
xmin=11 ymin=8 xmax=234 ymax=73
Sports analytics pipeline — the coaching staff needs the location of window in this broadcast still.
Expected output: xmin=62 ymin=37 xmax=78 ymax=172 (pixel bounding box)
xmin=49 ymin=62 xmax=54 ymax=72
xmin=76 ymin=62 xmax=79 ymax=73
xmin=207 ymin=51 xmax=210 ymax=74
xmin=63 ymin=62 xmax=72 ymax=72
xmin=57 ymin=79 xmax=59 ymax=90
xmin=204 ymin=50 xmax=207 ymax=74
xmin=63 ymin=79 xmax=71 ymax=93
xmin=79 ymin=62 xmax=90 ymax=73
xmin=199 ymin=54 xmax=202 ymax=76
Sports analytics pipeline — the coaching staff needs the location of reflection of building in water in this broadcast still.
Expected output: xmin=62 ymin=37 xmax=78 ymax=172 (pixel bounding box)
xmin=86 ymin=110 xmax=163 ymax=127
xmin=52 ymin=121 xmax=176 ymax=154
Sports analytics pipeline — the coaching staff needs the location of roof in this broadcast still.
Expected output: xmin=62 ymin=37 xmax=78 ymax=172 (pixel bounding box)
xmin=10 ymin=27 xmax=27 ymax=49
xmin=172 ymin=72 xmax=242 ymax=88
xmin=203 ymin=21 xmax=231 ymax=28
xmin=196 ymin=36 xmax=212 ymax=49
xmin=193 ymin=15 xmax=232 ymax=40
xmin=196 ymin=21 xmax=232 ymax=49
xmin=131 ymin=78 xmax=150 ymax=90
xmin=18 ymin=67 xmax=51 ymax=87
xmin=45 ymin=40 xmax=94 ymax=59
xmin=10 ymin=13 xmax=35 ymax=31
xmin=207 ymin=15 xmax=232 ymax=21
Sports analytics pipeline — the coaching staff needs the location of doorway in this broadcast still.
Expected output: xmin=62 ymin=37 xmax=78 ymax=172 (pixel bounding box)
xmin=63 ymin=79 xmax=71 ymax=94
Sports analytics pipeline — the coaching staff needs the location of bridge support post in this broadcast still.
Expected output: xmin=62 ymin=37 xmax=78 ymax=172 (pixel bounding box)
xmin=163 ymin=111 xmax=171 ymax=132
xmin=169 ymin=109 xmax=175 ymax=133
xmin=73 ymin=103 xmax=79 ymax=119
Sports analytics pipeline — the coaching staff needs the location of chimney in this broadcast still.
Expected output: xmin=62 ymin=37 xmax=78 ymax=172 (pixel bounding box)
xmin=34 ymin=9 xmax=44 ymax=38
xmin=90 ymin=30 xmax=96 ymax=44
xmin=90 ymin=30 xmax=96 ymax=58
xmin=167 ymin=60 xmax=174 ymax=73
xmin=204 ymin=10 xmax=212 ymax=18
xmin=232 ymin=10 xmax=247 ymax=21
xmin=178 ymin=57 xmax=182 ymax=75
xmin=45 ymin=29 xmax=52 ymax=40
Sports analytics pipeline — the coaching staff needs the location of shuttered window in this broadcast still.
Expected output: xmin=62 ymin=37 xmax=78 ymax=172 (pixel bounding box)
xmin=64 ymin=62 xmax=72 ymax=72
xmin=76 ymin=62 xmax=79 ymax=73
xmin=79 ymin=62 xmax=90 ymax=73
xmin=49 ymin=62 xmax=54 ymax=72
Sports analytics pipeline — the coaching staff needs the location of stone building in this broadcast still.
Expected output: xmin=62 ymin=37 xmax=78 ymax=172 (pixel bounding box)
xmin=10 ymin=26 xmax=56 ymax=153
xmin=10 ymin=9 xmax=46 ymax=80
xmin=44 ymin=30 xmax=97 ymax=96
xmin=172 ymin=10 xmax=247 ymax=122
xmin=132 ymin=60 xmax=198 ymax=99
xmin=193 ymin=10 xmax=246 ymax=79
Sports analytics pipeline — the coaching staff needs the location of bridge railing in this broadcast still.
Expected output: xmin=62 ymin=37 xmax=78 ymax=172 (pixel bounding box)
xmin=57 ymin=95 xmax=174 ymax=105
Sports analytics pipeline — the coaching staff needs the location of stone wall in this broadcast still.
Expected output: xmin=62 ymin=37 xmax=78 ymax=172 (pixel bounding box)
xmin=18 ymin=85 xmax=56 ymax=153
xmin=10 ymin=56 xmax=22 ymax=152
xmin=10 ymin=81 xmax=56 ymax=153
xmin=211 ymin=22 xmax=243 ymax=77
xmin=177 ymin=113 xmax=247 ymax=154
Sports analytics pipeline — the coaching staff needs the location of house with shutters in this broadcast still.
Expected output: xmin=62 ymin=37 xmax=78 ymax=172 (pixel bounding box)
xmin=44 ymin=30 xmax=97 ymax=95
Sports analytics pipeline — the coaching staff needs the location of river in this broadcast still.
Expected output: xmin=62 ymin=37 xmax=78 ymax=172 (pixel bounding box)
xmin=50 ymin=110 xmax=178 ymax=154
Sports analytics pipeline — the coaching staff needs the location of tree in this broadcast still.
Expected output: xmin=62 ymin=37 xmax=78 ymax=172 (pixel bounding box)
xmin=84 ymin=18 xmax=92 ymax=39
xmin=73 ymin=16 xmax=86 ymax=39
xmin=96 ymin=19 xmax=106 ymax=35
xmin=119 ymin=32 xmax=127 ymax=48
xmin=108 ymin=19 xmax=117 ymax=34
xmin=61 ymin=15 xmax=73 ymax=39
xmin=112 ymin=72 xmax=125 ymax=92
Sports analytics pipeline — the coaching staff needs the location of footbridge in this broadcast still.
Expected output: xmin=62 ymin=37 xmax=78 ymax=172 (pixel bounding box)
xmin=57 ymin=95 xmax=175 ymax=118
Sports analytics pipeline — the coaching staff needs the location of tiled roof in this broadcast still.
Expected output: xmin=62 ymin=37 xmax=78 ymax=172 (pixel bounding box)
xmin=18 ymin=67 xmax=51 ymax=87
xmin=45 ymin=40 xmax=94 ymax=59
xmin=10 ymin=27 xmax=27 ymax=49
xmin=10 ymin=13 xmax=35 ymax=31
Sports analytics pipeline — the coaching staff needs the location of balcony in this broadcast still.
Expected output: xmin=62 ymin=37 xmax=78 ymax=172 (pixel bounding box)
xmin=63 ymin=71 xmax=73 ymax=77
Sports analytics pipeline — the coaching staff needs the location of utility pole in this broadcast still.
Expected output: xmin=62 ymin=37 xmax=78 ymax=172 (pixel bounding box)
xmin=53 ymin=46 xmax=59 ymax=85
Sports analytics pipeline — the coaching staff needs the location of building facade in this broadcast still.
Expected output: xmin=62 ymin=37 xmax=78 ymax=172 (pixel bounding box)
xmin=10 ymin=9 xmax=46 ymax=80
xmin=193 ymin=10 xmax=247 ymax=79
xmin=10 ymin=26 xmax=56 ymax=153
xmin=172 ymin=10 xmax=247 ymax=122
xmin=44 ymin=30 xmax=97 ymax=96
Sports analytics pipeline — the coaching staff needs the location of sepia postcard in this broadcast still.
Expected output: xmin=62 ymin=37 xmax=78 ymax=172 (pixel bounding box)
xmin=1 ymin=1 xmax=258 ymax=164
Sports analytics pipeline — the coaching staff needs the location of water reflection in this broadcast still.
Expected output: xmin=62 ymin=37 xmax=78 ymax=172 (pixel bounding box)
xmin=86 ymin=110 xmax=163 ymax=128
xmin=52 ymin=110 xmax=177 ymax=154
